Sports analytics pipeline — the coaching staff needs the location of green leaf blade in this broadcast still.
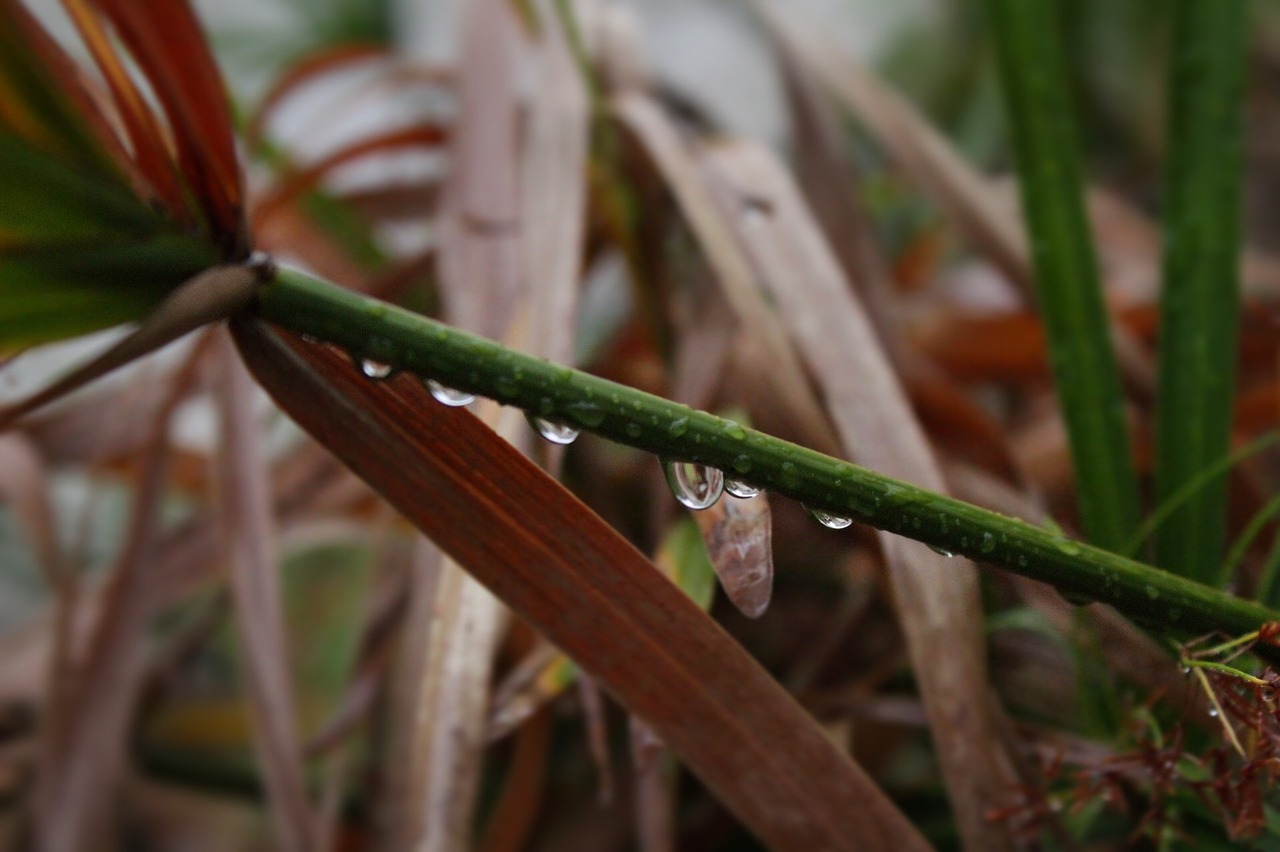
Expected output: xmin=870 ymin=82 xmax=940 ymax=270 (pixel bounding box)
xmin=1153 ymin=0 xmax=1247 ymax=583
xmin=985 ymin=0 xmax=1141 ymax=553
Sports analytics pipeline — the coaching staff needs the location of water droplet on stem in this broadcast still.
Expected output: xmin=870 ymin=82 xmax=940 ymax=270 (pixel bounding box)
xmin=426 ymin=380 xmax=475 ymax=406
xmin=725 ymin=479 xmax=760 ymax=499
xmin=527 ymin=414 xmax=579 ymax=445
xmin=359 ymin=358 xmax=393 ymax=380
xmin=663 ymin=460 xmax=724 ymax=510
xmin=804 ymin=506 xmax=852 ymax=529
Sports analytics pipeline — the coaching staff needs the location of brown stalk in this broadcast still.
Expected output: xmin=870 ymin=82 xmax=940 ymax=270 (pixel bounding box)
xmin=701 ymin=140 xmax=1018 ymax=850
xmin=29 ymin=356 xmax=185 ymax=851
xmin=211 ymin=330 xmax=318 ymax=851
xmin=232 ymin=318 xmax=931 ymax=851
xmin=0 ymin=264 xmax=259 ymax=431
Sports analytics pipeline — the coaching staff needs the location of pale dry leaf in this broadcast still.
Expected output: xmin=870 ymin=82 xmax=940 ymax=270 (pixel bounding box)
xmin=693 ymin=491 xmax=774 ymax=619
xmin=701 ymin=139 xmax=1018 ymax=851
xmin=613 ymin=91 xmax=840 ymax=456
xmin=212 ymin=330 xmax=318 ymax=852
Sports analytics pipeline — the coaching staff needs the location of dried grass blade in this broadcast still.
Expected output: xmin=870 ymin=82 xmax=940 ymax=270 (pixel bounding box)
xmin=520 ymin=8 xmax=589 ymax=367
xmin=31 ymin=381 xmax=175 ymax=850
xmin=403 ymin=551 xmax=508 ymax=852
xmin=212 ymin=330 xmax=318 ymax=852
xmin=435 ymin=0 xmax=523 ymax=338
xmin=778 ymin=49 xmax=900 ymax=361
xmin=476 ymin=705 xmax=553 ymax=852
xmin=702 ymin=140 xmax=1017 ymax=851
xmin=613 ymin=92 xmax=839 ymax=455
xmin=754 ymin=2 xmax=1029 ymax=290
xmin=0 ymin=434 xmax=64 ymax=591
xmin=232 ymin=319 xmax=930 ymax=851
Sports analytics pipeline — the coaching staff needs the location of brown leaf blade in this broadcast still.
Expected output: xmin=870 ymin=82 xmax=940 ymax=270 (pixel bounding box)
xmin=231 ymin=318 xmax=929 ymax=852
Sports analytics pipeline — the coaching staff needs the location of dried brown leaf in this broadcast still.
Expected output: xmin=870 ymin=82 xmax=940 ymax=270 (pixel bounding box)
xmin=521 ymin=10 xmax=589 ymax=367
xmin=233 ymin=318 xmax=930 ymax=851
xmin=693 ymin=492 xmax=774 ymax=619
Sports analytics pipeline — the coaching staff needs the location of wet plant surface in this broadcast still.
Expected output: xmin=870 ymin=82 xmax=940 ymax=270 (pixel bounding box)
xmin=4 ymin=0 xmax=1280 ymax=849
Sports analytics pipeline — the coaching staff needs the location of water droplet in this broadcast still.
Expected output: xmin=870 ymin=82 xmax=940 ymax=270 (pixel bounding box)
xmin=1208 ymin=708 xmax=1219 ymax=718
xmin=1181 ymin=666 xmax=1192 ymax=676
xmin=725 ymin=479 xmax=760 ymax=499
xmin=731 ymin=454 xmax=753 ymax=474
xmin=663 ymin=460 xmax=724 ymax=510
xmin=804 ymin=506 xmax=852 ymax=529
xmin=1144 ymin=585 xmax=1160 ymax=600
xmin=426 ymin=380 xmax=474 ymax=406
xmin=668 ymin=417 xmax=690 ymax=437
xmin=360 ymin=358 xmax=393 ymax=380
xmin=721 ymin=420 xmax=746 ymax=440
xmin=979 ymin=532 xmax=996 ymax=554
xmin=625 ymin=423 xmax=643 ymax=438
xmin=527 ymin=414 xmax=578 ymax=445
xmin=928 ymin=544 xmax=954 ymax=558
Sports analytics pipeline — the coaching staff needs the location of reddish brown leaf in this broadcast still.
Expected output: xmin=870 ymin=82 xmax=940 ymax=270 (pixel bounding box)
xmin=246 ymin=43 xmax=390 ymax=148
xmin=252 ymin=125 xmax=448 ymax=230
xmin=93 ymin=0 xmax=244 ymax=249
xmin=232 ymin=318 xmax=929 ymax=851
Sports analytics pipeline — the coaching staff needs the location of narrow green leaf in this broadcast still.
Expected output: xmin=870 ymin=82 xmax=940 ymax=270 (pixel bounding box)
xmin=1153 ymin=0 xmax=1247 ymax=582
xmin=0 ymin=234 xmax=218 ymax=347
xmin=985 ymin=0 xmax=1141 ymax=553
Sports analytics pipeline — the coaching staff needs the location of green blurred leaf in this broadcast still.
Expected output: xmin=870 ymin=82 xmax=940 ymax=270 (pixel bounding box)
xmin=657 ymin=518 xmax=718 ymax=612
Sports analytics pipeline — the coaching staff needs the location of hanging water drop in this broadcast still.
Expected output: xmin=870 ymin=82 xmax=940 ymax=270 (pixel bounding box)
xmin=358 ymin=358 xmax=393 ymax=380
xmin=1208 ymin=708 xmax=1219 ymax=718
xmin=804 ymin=505 xmax=852 ymax=529
xmin=928 ymin=544 xmax=954 ymax=558
xmin=426 ymin=379 xmax=475 ymax=407
xmin=663 ymin=460 xmax=724 ymax=510
xmin=526 ymin=413 xmax=579 ymax=445
xmin=725 ymin=479 xmax=760 ymax=499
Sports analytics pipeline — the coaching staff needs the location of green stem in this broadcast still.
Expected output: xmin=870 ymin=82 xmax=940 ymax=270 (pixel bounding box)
xmin=252 ymin=266 xmax=1280 ymax=641
xmin=986 ymin=0 xmax=1141 ymax=553
xmin=1153 ymin=0 xmax=1247 ymax=583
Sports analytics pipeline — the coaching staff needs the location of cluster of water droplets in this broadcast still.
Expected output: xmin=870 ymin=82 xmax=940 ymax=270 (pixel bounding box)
xmin=346 ymin=356 xmax=885 ymax=534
